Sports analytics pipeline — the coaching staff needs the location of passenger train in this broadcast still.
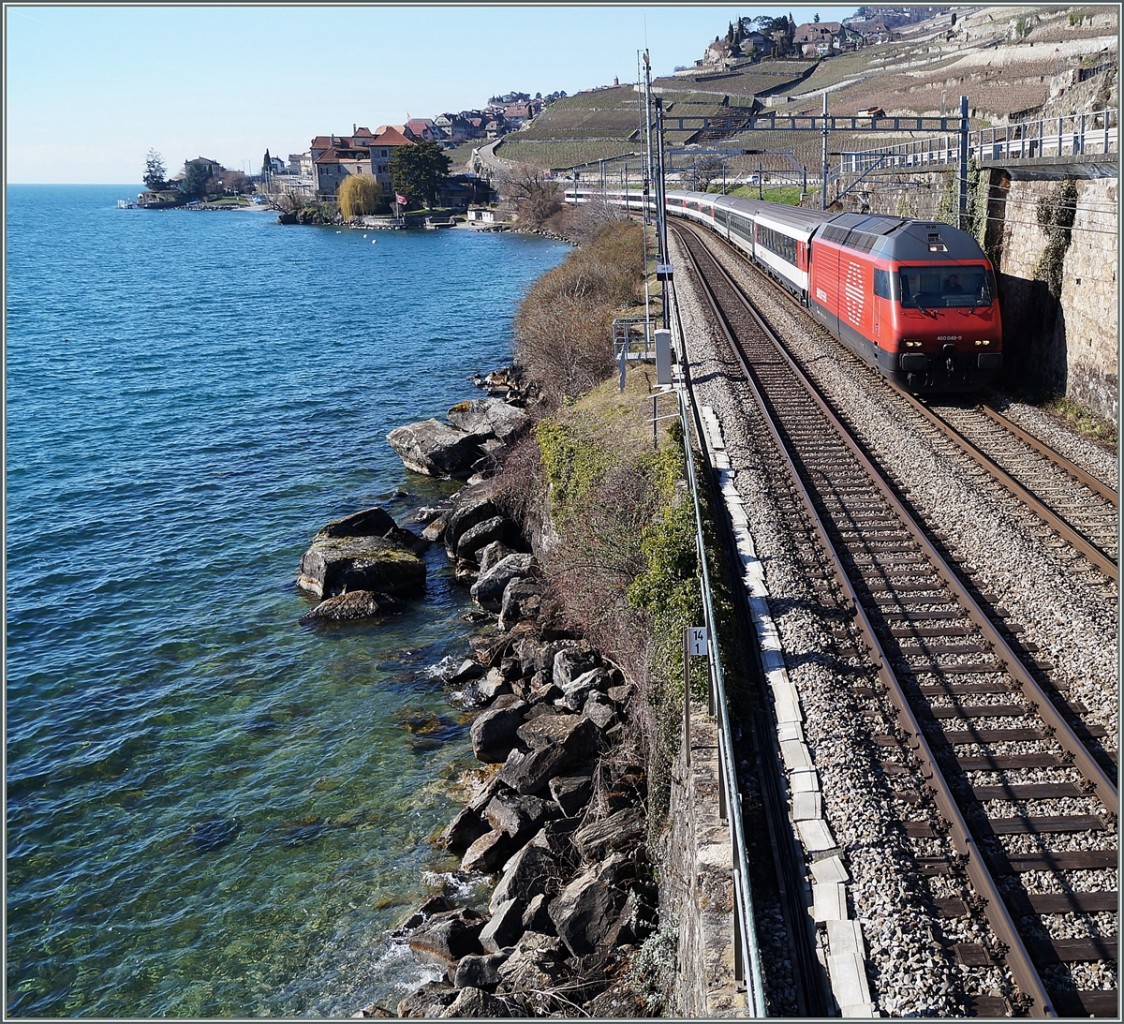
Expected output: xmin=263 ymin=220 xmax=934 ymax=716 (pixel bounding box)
xmin=570 ymin=188 xmax=1003 ymax=394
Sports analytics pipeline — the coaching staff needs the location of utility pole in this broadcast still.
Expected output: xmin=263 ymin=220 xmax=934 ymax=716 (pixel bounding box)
xmin=821 ymin=92 xmax=830 ymax=210
xmin=958 ymin=94 xmax=970 ymax=231
xmin=654 ymin=96 xmax=671 ymax=331
xmin=642 ymin=49 xmax=653 ymax=225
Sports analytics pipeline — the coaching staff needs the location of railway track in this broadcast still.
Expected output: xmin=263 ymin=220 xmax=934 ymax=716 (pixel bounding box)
xmin=673 ymin=223 xmax=1119 ymax=1017
xmin=897 ymin=394 xmax=1118 ymax=582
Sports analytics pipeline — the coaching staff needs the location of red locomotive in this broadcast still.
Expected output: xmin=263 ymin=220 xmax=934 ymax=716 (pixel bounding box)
xmin=665 ymin=191 xmax=1003 ymax=393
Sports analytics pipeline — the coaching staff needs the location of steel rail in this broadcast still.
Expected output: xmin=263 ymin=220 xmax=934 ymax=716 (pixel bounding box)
xmin=896 ymin=390 xmax=1118 ymax=581
xmin=675 ymin=223 xmax=1119 ymax=1016
xmin=980 ymin=402 xmax=1119 ymax=507
xmin=677 ymin=222 xmax=1118 ymax=816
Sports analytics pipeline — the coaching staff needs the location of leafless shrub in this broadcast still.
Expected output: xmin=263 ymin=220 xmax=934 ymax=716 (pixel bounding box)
xmin=490 ymin=431 xmax=546 ymax=530
xmin=513 ymin=221 xmax=645 ymax=405
xmin=557 ymin=197 xmax=631 ymax=246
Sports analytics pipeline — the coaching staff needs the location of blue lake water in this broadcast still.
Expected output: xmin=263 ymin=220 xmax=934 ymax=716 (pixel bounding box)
xmin=4 ymin=185 xmax=570 ymax=1017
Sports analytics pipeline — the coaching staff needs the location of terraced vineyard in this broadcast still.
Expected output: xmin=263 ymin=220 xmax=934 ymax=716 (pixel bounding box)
xmin=489 ymin=4 xmax=1115 ymax=179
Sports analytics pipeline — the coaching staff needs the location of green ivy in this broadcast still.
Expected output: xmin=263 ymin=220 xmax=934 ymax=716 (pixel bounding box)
xmin=533 ymin=419 xmax=608 ymax=523
xmin=1034 ymin=179 xmax=1078 ymax=298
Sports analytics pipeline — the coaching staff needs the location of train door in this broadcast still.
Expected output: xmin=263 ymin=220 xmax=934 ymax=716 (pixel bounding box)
xmin=872 ymin=267 xmax=888 ymax=339
xmin=810 ymin=242 xmax=841 ymax=335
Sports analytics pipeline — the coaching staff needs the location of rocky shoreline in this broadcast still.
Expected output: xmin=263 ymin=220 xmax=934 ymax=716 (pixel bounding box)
xmin=295 ymin=369 xmax=660 ymax=1018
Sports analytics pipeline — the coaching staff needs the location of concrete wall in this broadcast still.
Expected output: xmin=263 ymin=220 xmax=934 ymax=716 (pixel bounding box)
xmin=846 ymin=168 xmax=1118 ymax=422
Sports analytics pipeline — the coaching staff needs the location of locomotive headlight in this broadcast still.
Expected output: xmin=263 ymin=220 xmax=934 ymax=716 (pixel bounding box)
xmin=974 ymin=339 xmax=991 ymax=346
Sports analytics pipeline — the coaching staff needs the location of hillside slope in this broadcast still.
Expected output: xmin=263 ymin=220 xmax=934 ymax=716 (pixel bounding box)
xmin=490 ymin=4 xmax=1116 ymax=179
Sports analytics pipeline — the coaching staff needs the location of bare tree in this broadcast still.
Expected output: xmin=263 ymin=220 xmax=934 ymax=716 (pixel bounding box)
xmin=685 ymin=153 xmax=727 ymax=193
xmin=494 ymin=163 xmax=564 ymax=228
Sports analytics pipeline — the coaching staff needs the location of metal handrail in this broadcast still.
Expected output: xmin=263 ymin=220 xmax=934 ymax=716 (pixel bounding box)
xmin=840 ymin=106 xmax=1118 ymax=173
xmin=665 ymin=276 xmax=768 ymax=1017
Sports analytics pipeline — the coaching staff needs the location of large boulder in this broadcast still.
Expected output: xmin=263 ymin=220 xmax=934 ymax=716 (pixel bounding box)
xmin=483 ymin=788 xmax=553 ymax=841
xmin=461 ymin=828 xmax=520 ymax=874
xmin=446 ymin=397 xmax=530 ymax=444
xmin=396 ymin=981 xmax=457 ymax=1019
xmin=478 ymin=896 xmax=525 ymax=953
xmin=297 ymin=534 xmax=425 ymax=601
xmin=573 ymin=806 xmax=646 ymax=862
xmin=548 ymin=854 xmax=633 ymax=957
xmin=387 ymin=419 xmax=486 ymax=479
xmin=490 ymin=837 xmax=562 ymax=912
xmin=494 ymin=932 xmax=567 ymax=993
xmin=471 ymin=553 xmax=536 ymax=612
xmin=453 ymin=952 xmax=509 ymax=991
xmin=455 ymin=516 xmax=509 ymax=563
xmin=499 ymin=579 xmax=543 ymax=631
xmin=469 ymin=696 xmax=528 ymax=764
xmin=439 ymin=987 xmax=514 ymax=1019
xmin=315 ymin=504 xmax=428 ymax=554
xmin=443 ymin=486 xmax=501 ymax=558
xmin=407 ymin=906 xmax=488 ymax=966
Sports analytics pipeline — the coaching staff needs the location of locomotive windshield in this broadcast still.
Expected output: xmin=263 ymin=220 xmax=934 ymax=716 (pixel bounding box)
xmin=898 ymin=266 xmax=993 ymax=309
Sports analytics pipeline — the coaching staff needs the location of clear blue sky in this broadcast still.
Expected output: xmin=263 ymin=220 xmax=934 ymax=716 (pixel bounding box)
xmin=5 ymin=3 xmax=857 ymax=185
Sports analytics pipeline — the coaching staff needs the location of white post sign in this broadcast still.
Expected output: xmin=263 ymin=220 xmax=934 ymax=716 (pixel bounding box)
xmin=683 ymin=626 xmax=707 ymax=767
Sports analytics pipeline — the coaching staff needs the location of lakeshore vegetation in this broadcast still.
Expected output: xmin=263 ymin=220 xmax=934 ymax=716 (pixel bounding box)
xmin=490 ymin=208 xmax=726 ymax=826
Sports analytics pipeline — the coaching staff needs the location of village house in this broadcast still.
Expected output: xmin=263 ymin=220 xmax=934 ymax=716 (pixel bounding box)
xmin=793 ymin=20 xmax=864 ymax=56
xmin=367 ymin=126 xmax=414 ymax=193
xmin=311 ymin=125 xmax=414 ymax=199
xmin=404 ymin=117 xmax=439 ymax=141
xmin=703 ymin=38 xmax=734 ymax=65
xmin=743 ymin=29 xmax=775 ymax=56
xmin=501 ymin=100 xmax=537 ymax=127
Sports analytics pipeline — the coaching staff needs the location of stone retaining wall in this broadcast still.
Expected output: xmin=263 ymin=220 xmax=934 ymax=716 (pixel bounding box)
xmin=661 ymin=708 xmax=744 ymax=1016
xmin=993 ymin=175 xmax=1118 ymax=420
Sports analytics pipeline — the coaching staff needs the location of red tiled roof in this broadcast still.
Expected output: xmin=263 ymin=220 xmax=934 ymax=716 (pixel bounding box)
xmin=314 ymin=147 xmax=370 ymax=164
xmin=371 ymin=126 xmax=414 ymax=147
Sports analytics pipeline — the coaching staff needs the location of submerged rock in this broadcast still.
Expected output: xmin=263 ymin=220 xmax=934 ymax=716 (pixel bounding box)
xmin=187 ymin=816 xmax=241 ymax=853
xmin=299 ymin=590 xmax=404 ymax=623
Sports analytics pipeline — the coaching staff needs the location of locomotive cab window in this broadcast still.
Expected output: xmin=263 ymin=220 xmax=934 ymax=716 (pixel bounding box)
xmin=898 ymin=266 xmax=992 ymax=308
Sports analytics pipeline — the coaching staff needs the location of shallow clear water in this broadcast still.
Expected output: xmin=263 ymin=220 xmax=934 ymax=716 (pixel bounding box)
xmin=5 ymin=185 xmax=569 ymax=1017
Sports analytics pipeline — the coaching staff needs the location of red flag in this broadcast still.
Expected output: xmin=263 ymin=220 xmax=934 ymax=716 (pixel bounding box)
xmin=396 ymin=193 xmax=408 ymax=206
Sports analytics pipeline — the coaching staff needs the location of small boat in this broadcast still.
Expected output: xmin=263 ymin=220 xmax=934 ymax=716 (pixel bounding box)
xmin=424 ymin=217 xmax=456 ymax=230
xmin=117 ymin=198 xmax=136 ymax=209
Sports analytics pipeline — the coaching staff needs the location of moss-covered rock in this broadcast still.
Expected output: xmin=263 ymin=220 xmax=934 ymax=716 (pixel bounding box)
xmin=297 ymin=534 xmax=425 ymax=601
